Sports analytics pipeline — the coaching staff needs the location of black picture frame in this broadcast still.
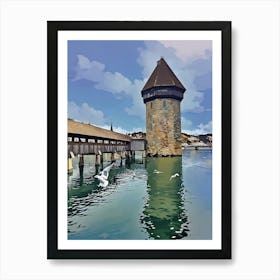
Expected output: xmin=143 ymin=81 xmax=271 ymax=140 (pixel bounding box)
xmin=47 ymin=21 xmax=231 ymax=259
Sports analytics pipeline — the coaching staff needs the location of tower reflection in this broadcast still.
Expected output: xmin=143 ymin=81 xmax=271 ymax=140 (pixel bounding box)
xmin=141 ymin=157 xmax=189 ymax=239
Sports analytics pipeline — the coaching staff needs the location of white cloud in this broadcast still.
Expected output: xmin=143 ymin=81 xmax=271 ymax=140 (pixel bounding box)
xmin=100 ymin=125 xmax=144 ymax=134
xmin=77 ymin=54 xmax=105 ymax=71
xmin=68 ymin=101 xmax=145 ymax=134
xmin=160 ymin=40 xmax=212 ymax=61
xmin=95 ymin=71 xmax=132 ymax=95
xmin=68 ymin=101 xmax=106 ymax=126
xmin=181 ymin=88 xmax=204 ymax=113
xmin=75 ymin=55 xmax=132 ymax=97
xmin=124 ymin=79 xmax=146 ymax=118
xmin=181 ymin=117 xmax=192 ymax=130
xmin=183 ymin=121 xmax=212 ymax=136
xmin=137 ymin=41 xmax=182 ymax=79
xmin=74 ymin=55 xmax=147 ymax=118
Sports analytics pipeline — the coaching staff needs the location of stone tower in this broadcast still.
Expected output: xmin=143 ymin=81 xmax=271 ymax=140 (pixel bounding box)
xmin=141 ymin=58 xmax=186 ymax=156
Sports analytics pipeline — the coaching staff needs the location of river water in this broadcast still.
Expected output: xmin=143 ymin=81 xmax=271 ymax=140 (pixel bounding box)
xmin=68 ymin=149 xmax=212 ymax=240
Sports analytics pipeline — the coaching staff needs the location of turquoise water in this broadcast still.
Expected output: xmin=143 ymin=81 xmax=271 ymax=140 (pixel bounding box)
xmin=68 ymin=149 xmax=212 ymax=240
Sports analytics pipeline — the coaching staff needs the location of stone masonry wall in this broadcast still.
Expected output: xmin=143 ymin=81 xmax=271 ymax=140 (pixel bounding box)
xmin=146 ymin=98 xmax=182 ymax=156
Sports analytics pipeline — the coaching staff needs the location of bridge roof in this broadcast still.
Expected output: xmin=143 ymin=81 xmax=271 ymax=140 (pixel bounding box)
xmin=68 ymin=119 xmax=131 ymax=142
xmin=141 ymin=57 xmax=186 ymax=92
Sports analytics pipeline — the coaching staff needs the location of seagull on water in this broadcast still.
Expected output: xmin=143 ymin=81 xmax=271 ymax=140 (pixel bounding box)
xmin=153 ymin=169 xmax=163 ymax=174
xmin=169 ymin=173 xmax=180 ymax=181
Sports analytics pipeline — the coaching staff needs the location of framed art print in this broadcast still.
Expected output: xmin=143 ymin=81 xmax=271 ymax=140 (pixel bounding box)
xmin=47 ymin=21 xmax=231 ymax=259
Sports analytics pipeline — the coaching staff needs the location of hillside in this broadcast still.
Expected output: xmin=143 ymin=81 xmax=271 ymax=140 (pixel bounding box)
xmin=128 ymin=132 xmax=212 ymax=147
xmin=180 ymin=133 xmax=212 ymax=147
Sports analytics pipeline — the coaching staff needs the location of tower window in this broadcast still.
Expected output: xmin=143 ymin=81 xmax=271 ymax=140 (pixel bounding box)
xmin=163 ymin=100 xmax=166 ymax=108
xmin=150 ymin=102 xmax=152 ymax=109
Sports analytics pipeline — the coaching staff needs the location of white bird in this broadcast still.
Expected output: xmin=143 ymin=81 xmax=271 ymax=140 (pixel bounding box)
xmin=169 ymin=173 xmax=180 ymax=181
xmin=94 ymin=163 xmax=115 ymax=187
xmin=94 ymin=175 xmax=109 ymax=187
xmin=153 ymin=169 xmax=163 ymax=174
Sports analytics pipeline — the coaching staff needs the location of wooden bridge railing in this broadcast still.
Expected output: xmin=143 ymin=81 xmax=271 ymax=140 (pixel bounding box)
xmin=68 ymin=142 xmax=130 ymax=156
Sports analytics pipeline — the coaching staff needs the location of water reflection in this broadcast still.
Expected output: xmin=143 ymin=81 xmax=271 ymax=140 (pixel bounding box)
xmin=68 ymin=159 xmax=122 ymax=219
xmin=67 ymin=160 xmax=149 ymax=239
xmin=141 ymin=157 xmax=189 ymax=239
xmin=67 ymin=151 xmax=211 ymax=240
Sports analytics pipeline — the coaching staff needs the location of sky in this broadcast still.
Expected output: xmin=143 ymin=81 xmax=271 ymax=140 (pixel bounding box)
xmin=68 ymin=40 xmax=212 ymax=135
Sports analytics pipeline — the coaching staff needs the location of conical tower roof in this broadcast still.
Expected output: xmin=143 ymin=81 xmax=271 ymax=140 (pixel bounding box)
xmin=142 ymin=58 xmax=186 ymax=92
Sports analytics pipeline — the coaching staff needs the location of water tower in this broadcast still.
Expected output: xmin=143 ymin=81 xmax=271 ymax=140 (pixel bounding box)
xmin=141 ymin=58 xmax=186 ymax=156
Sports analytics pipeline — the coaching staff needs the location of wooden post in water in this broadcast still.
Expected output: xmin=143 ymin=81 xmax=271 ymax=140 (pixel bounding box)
xmin=100 ymin=153 xmax=104 ymax=170
xmin=79 ymin=155 xmax=84 ymax=176
xmin=95 ymin=154 xmax=100 ymax=174
xmin=68 ymin=154 xmax=73 ymax=174
xmin=111 ymin=152 xmax=115 ymax=163
xmin=119 ymin=151 xmax=123 ymax=167
xmin=125 ymin=151 xmax=131 ymax=167
xmin=122 ymin=151 xmax=125 ymax=166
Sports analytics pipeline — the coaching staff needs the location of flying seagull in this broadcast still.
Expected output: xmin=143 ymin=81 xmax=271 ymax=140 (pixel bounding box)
xmin=169 ymin=173 xmax=180 ymax=181
xmin=94 ymin=163 xmax=115 ymax=187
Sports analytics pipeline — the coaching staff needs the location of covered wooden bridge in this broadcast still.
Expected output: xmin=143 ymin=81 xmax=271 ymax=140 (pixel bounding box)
xmin=68 ymin=119 xmax=146 ymax=173
xmin=68 ymin=119 xmax=133 ymax=156
xmin=68 ymin=119 xmax=146 ymax=156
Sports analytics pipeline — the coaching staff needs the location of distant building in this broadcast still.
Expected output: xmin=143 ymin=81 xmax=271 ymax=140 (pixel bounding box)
xmin=141 ymin=58 xmax=186 ymax=156
xmin=129 ymin=131 xmax=146 ymax=139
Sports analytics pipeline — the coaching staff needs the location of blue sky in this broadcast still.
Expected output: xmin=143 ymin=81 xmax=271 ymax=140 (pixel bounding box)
xmin=68 ymin=40 xmax=212 ymax=135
